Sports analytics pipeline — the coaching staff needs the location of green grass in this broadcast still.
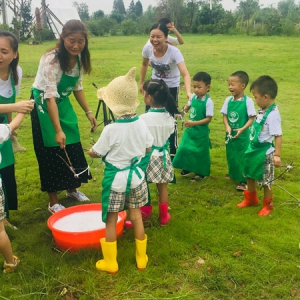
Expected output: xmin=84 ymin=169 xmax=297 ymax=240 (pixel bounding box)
xmin=1 ymin=34 xmax=300 ymax=299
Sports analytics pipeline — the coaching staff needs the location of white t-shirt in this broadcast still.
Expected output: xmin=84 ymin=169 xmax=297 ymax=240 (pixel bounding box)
xmin=220 ymin=95 xmax=256 ymax=117
xmin=190 ymin=94 xmax=214 ymax=117
xmin=92 ymin=118 xmax=153 ymax=192
xmin=0 ymin=124 xmax=11 ymax=163
xmin=0 ymin=66 xmax=22 ymax=98
xmin=32 ymin=50 xmax=83 ymax=99
xmin=142 ymin=44 xmax=184 ymax=88
xmin=140 ymin=111 xmax=175 ymax=156
xmin=255 ymin=106 xmax=282 ymax=154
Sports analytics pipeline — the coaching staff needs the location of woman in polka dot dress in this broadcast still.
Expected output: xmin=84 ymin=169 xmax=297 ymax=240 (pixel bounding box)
xmin=30 ymin=20 xmax=97 ymax=214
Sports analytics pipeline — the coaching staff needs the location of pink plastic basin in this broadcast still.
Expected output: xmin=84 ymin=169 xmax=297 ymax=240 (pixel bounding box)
xmin=47 ymin=203 xmax=126 ymax=252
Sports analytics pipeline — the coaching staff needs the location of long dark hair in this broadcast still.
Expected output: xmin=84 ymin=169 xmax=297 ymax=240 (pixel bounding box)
xmin=54 ymin=20 xmax=91 ymax=74
xmin=0 ymin=30 xmax=19 ymax=85
xmin=143 ymin=79 xmax=179 ymax=115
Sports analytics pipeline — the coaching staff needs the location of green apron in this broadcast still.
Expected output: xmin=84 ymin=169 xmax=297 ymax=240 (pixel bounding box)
xmin=31 ymin=57 xmax=81 ymax=147
xmin=0 ymin=75 xmax=15 ymax=168
xmin=172 ymin=94 xmax=211 ymax=176
xmin=244 ymin=104 xmax=276 ymax=180
xmin=225 ymin=96 xmax=249 ymax=182
xmin=101 ymin=116 xmax=151 ymax=223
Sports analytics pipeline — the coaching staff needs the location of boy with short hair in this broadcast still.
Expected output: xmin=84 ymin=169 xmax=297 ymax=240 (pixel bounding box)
xmin=220 ymin=71 xmax=256 ymax=191
xmin=237 ymin=75 xmax=282 ymax=216
xmin=172 ymin=71 xmax=213 ymax=182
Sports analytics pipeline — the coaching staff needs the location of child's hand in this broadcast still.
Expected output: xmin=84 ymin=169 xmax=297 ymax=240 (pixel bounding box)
xmin=184 ymin=120 xmax=194 ymax=128
xmin=183 ymin=105 xmax=190 ymax=112
xmin=225 ymin=126 xmax=231 ymax=134
xmin=232 ymin=128 xmax=243 ymax=138
xmin=273 ymin=156 xmax=281 ymax=167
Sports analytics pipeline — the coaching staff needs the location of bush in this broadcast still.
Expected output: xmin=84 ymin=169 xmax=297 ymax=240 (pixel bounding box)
xmin=121 ymin=19 xmax=137 ymax=35
xmin=33 ymin=26 xmax=55 ymax=41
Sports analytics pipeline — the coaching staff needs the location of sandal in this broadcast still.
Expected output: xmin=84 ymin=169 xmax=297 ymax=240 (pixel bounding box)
xmin=180 ymin=170 xmax=190 ymax=176
xmin=236 ymin=182 xmax=247 ymax=191
xmin=190 ymin=175 xmax=205 ymax=182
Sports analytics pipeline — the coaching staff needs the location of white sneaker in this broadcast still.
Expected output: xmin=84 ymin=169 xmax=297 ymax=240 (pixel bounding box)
xmin=66 ymin=190 xmax=90 ymax=202
xmin=48 ymin=203 xmax=65 ymax=214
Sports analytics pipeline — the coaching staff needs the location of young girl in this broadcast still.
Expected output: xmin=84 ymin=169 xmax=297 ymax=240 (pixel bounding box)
xmin=0 ymin=30 xmax=34 ymax=224
xmin=88 ymin=67 xmax=153 ymax=273
xmin=140 ymin=79 xmax=178 ymax=226
xmin=1 ymin=112 xmax=28 ymax=273
xmin=30 ymin=20 xmax=97 ymax=214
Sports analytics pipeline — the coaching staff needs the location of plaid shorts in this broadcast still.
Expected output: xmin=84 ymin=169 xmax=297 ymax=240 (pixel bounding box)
xmin=258 ymin=152 xmax=275 ymax=186
xmin=147 ymin=154 xmax=174 ymax=183
xmin=0 ymin=182 xmax=6 ymax=221
xmin=108 ymin=179 xmax=148 ymax=212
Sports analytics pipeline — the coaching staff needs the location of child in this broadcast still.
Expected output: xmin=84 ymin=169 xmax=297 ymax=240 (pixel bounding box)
xmin=172 ymin=72 xmax=214 ymax=182
xmin=140 ymin=79 xmax=178 ymax=226
xmin=237 ymin=75 xmax=282 ymax=216
xmin=0 ymin=112 xmax=27 ymax=273
xmin=0 ymin=30 xmax=34 ymax=226
xmin=220 ymin=71 xmax=256 ymax=191
xmin=88 ymin=68 xmax=153 ymax=273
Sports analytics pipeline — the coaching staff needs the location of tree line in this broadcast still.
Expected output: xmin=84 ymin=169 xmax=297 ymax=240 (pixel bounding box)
xmin=1 ymin=0 xmax=300 ymax=42
xmin=79 ymin=0 xmax=300 ymax=37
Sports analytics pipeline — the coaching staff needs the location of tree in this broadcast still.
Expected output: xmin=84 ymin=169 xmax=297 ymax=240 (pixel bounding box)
xmin=6 ymin=0 xmax=32 ymax=41
xmin=135 ymin=0 xmax=143 ymax=16
xmin=121 ymin=19 xmax=137 ymax=35
xmin=20 ymin=0 xmax=32 ymax=40
xmin=127 ymin=0 xmax=135 ymax=15
xmin=91 ymin=10 xmax=104 ymax=19
xmin=236 ymin=0 xmax=260 ymax=35
xmin=112 ymin=0 xmax=126 ymax=15
xmin=156 ymin=0 xmax=186 ymax=30
xmin=73 ymin=2 xmax=89 ymax=22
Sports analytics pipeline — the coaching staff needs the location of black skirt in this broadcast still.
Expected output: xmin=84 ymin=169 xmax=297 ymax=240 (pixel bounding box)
xmin=0 ymin=164 xmax=17 ymax=214
xmin=31 ymin=105 xmax=92 ymax=193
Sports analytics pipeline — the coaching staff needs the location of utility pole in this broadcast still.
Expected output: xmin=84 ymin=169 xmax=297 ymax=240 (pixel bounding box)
xmin=1 ymin=0 xmax=7 ymax=24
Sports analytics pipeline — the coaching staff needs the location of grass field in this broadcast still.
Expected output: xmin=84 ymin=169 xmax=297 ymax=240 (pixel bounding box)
xmin=1 ymin=34 xmax=300 ymax=299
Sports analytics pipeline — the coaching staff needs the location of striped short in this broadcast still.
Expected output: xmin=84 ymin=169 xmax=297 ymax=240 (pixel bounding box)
xmin=108 ymin=179 xmax=148 ymax=212
xmin=258 ymin=152 xmax=275 ymax=187
xmin=147 ymin=154 xmax=174 ymax=183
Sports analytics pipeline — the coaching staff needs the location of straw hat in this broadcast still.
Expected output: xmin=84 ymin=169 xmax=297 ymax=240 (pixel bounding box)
xmin=97 ymin=67 xmax=139 ymax=117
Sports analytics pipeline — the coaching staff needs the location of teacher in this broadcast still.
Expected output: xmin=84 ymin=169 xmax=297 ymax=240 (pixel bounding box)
xmin=30 ymin=20 xmax=97 ymax=214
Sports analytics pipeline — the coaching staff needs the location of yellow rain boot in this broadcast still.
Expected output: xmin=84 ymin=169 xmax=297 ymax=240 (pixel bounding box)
xmin=135 ymin=234 xmax=148 ymax=270
xmin=96 ymin=239 xmax=118 ymax=274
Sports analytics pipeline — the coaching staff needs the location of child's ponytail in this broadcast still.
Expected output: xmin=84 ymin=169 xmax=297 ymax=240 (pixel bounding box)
xmin=143 ymin=79 xmax=179 ymax=115
xmin=165 ymin=93 xmax=179 ymax=116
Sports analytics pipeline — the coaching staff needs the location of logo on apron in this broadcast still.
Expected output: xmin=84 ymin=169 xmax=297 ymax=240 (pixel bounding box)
xmin=61 ymin=86 xmax=74 ymax=97
xmin=228 ymin=111 xmax=239 ymax=123
xmin=190 ymin=107 xmax=196 ymax=119
xmin=249 ymin=126 xmax=256 ymax=141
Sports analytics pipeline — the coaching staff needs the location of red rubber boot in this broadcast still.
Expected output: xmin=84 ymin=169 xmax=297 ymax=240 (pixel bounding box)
xmin=258 ymin=198 xmax=273 ymax=216
xmin=159 ymin=202 xmax=171 ymax=226
xmin=237 ymin=190 xmax=259 ymax=208
xmin=124 ymin=205 xmax=153 ymax=229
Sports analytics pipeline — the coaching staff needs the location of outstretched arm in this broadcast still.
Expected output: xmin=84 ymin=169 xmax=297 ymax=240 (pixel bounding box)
xmin=140 ymin=57 xmax=149 ymax=94
xmin=167 ymin=22 xmax=184 ymax=45
xmin=177 ymin=61 xmax=191 ymax=100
